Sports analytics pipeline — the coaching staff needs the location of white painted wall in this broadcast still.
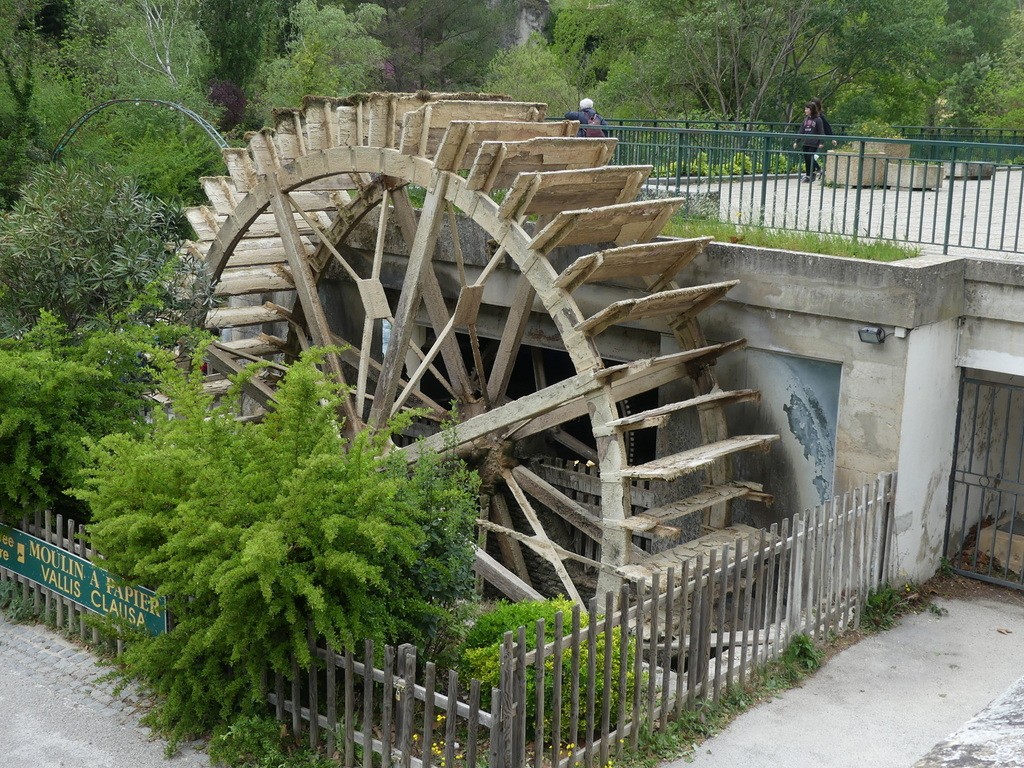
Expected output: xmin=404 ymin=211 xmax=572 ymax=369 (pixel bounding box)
xmin=892 ymin=318 xmax=961 ymax=581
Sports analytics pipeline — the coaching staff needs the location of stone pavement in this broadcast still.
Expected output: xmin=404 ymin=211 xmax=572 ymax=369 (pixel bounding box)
xmin=0 ymin=611 xmax=210 ymax=768
xmin=663 ymin=592 xmax=1024 ymax=768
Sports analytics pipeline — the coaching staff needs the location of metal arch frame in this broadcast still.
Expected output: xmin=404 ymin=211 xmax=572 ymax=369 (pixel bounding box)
xmin=51 ymin=99 xmax=228 ymax=162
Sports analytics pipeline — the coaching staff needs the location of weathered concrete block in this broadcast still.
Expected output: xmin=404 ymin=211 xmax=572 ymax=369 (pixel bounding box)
xmin=824 ymin=151 xmax=887 ymax=187
xmin=887 ymin=163 xmax=943 ymax=190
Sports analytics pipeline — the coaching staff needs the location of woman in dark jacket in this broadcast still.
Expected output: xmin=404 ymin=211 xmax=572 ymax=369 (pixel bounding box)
xmin=792 ymin=101 xmax=824 ymax=182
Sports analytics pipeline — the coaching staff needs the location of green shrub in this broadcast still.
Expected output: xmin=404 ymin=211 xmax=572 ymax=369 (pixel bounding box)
xmin=209 ymin=715 xmax=337 ymax=768
xmin=460 ymin=598 xmax=636 ymax=743
xmin=0 ymin=313 xmax=200 ymax=522
xmin=77 ymin=349 xmax=479 ymax=741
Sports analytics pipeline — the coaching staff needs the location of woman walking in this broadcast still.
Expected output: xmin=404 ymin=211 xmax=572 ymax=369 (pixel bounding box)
xmin=793 ymin=101 xmax=824 ymax=182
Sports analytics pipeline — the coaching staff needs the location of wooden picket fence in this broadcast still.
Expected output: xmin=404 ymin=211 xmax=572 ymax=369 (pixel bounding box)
xmin=0 ymin=509 xmax=104 ymax=645
xmin=272 ymin=471 xmax=898 ymax=768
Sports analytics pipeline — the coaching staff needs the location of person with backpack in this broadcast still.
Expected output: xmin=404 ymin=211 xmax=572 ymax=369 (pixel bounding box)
xmin=565 ymin=98 xmax=608 ymax=138
xmin=810 ymin=97 xmax=837 ymax=178
xmin=792 ymin=101 xmax=824 ymax=182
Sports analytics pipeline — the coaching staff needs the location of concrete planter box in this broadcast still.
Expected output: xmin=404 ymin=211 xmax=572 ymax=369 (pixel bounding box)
xmin=824 ymin=150 xmax=887 ymax=187
xmin=886 ymin=163 xmax=943 ymax=190
xmin=945 ymin=161 xmax=996 ymax=180
xmin=864 ymin=141 xmax=911 ymax=159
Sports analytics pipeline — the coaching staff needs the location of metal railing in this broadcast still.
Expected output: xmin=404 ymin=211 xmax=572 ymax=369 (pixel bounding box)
xmin=602 ymin=125 xmax=1024 ymax=254
xmin=601 ymin=119 xmax=1024 ymax=146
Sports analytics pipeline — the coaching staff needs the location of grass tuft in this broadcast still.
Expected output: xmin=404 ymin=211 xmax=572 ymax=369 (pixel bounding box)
xmin=662 ymin=216 xmax=919 ymax=262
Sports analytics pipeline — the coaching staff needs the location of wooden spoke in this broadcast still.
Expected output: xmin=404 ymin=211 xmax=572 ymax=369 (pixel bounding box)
xmin=502 ymin=469 xmax=583 ymax=604
xmin=486 ymin=273 xmax=536 ymax=404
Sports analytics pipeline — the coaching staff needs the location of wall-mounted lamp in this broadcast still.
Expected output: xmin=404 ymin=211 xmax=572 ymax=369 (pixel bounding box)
xmin=858 ymin=326 xmax=887 ymax=344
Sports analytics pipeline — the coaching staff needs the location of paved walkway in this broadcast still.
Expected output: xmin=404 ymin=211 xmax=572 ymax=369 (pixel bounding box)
xmin=664 ymin=593 xmax=1024 ymax=768
xmin=0 ymin=611 xmax=210 ymax=768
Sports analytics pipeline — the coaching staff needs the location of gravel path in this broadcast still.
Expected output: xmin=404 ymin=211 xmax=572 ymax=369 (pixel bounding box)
xmin=0 ymin=611 xmax=211 ymax=768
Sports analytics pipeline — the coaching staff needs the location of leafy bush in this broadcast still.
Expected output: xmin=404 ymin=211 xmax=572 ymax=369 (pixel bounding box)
xmin=0 ymin=313 xmax=199 ymax=523
xmin=209 ymin=715 xmax=335 ymax=768
xmin=0 ymin=161 xmax=212 ymax=335
xmin=460 ymin=598 xmax=636 ymax=742
xmin=77 ymin=349 xmax=479 ymax=740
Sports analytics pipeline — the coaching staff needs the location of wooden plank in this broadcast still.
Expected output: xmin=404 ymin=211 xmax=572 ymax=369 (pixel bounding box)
xmin=556 ymin=237 xmax=712 ymax=293
xmin=529 ymin=198 xmax=685 ymax=255
xmin=444 ymin=671 xmax=458 ymax=768
xmin=307 ymin=625 xmax=320 ymax=748
xmin=215 ymin=266 xmax=295 ymax=297
xmin=206 ymin=302 xmax=289 ymax=330
xmin=381 ymin=646 xmax=394 ymax=767
xmin=362 ymin=640 xmax=374 ymax=768
xmin=485 ymin=273 xmax=536 ymax=404
xmin=569 ymin=606 xmax=582 ymax=754
xmin=584 ymin=597 xmax=598 ymax=768
xmin=576 ymin=281 xmax=738 ymax=337
xmin=647 ymin=572 xmax=660 ymax=725
xmin=401 ymin=101 xmax=546 ymax=157
xmin=621 ymin=482 xmax=768 ymax=531
xmin=712 ymin=546 xmax=727 ymax=703
xmin=466 ymin=137 xmax=617 ymax=193
xmin=344 ymin=651 xmax=355 ymax=768
xmin=467 ymin=680 xmax=481 ymax=768
xmin=497 ymin=166 xmax=651 ymax=221
xmin=218 ymin=334 xmax=288 ymax=358
xmin=740 ymin=533 xmax=756 ymax=687
xmin=472 ymin=546 xmax=543 ymax=601
xmin=673 ymin=561 xmax=690 ymax=720
xmin=205 ymin=344 xmax=277 ymax=409
xmin=728 ymin=537 xmax=743 ymax=693
xmin=422 ymin=662 xmax=436 ymax=768
xmin=607 ymin=389 xmax=759 ymax=432
xmin=659 ymin=569 xmax=674 ymax=728
xmin=534 ymin=620 xmax=546 ymax=768
xmin=614 ymin=438 xmax=774 ymax=481
xmin=618 ymin=435 xmax=778 ymax=482
xmin=515 ymin=627 xmax=528 ymax=768
xmin=510 ymin=465 xmax=602 ymax=541
xmin=368 ymin=170 xmax=449 ymax=429
xmin=435 ymin=120 xmax=578 ymax=171
xmin=550 ymin=611 xmax=564 ymax=768
xmin=515 ymin=340 xmax=748 ymax=442
xmin=630 ymin=583 xmax=642 ymax=748
xmin=774 ymin=517 xmax=790 ymax=658
xmin=489 ymin=493 xmax=534 ymax=589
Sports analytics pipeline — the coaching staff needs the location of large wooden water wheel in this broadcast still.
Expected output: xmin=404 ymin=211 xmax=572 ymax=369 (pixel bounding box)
xmin=184 ymin=92 xmax=778 ymax=603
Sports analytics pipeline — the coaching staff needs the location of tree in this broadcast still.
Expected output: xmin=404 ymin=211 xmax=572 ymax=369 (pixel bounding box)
xmin=0 ymin=313 xmax=199 ymax=523
xmin=375 ymin=0 xmax=515 ymax=91
xmin=0 ymin=162 xmax=211 ymax=335
xmin=256 ymin=0 xmax=387 ymax=112
xmin=197 ymin=0 xmax=279 ymax=94
xmin=975 ymin=10 xmax=1024 ymax=129
xmin=483 ymin=33 xmax=575 ymax=112
xmin=77 ymin=350 xmax=479 ymax=739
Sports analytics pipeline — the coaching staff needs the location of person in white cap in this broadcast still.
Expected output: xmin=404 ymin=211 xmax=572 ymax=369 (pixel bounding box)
xmin=565 ymin=97 xmax=608 ymax=137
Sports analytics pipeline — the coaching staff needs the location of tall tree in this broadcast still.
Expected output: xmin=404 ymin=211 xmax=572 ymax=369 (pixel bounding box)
xmin=198 ymin=0 xmax=279 ymax=92
xmin=257 ymin=0 xmax=387 ymax=111
xmin=375 ymin=0 xmax=515 ymax=91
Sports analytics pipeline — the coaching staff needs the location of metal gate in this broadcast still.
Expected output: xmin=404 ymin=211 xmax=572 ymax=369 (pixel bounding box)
xmin=944 ymin=373 xmax=1024 ymax=589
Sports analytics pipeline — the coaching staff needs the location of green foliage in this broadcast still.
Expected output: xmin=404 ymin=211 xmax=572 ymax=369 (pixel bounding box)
xmin=255 ymin=1 xmax=387 ymax=115
xmin=78 ymin=350 xmax=479 ymax=740
xmin=662 ymin=215 xmax=919 ymax=262
xmin=0 ymin=161 xmax=212 ymax=334
xmin=862 ymin=583 xmax=918 ymax=630
xmin=376 ymin=0 xmax=516 ymax=91
xmin=780 ymin=633 xmax=822 ymax=673
xmin=459 ymin=598 xmax=635 ymax=742
xmin=483 ymin=34 xmax=576 ymax=112
xmin=0 ymin=313 xmax=196 ymax=523
xmin=209 ymin=715 xmax=336 ymax=768
xmin=0 ymin=580 xmax=34 ymax=623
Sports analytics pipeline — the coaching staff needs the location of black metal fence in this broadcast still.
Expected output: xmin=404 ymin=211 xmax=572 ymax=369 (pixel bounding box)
xmin=600 ymin=124 xmax=1024 ymax=254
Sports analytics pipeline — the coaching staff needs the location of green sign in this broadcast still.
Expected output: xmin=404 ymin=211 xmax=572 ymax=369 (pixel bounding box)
xmin=0 ymin=524 xmax=166 ymax=636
